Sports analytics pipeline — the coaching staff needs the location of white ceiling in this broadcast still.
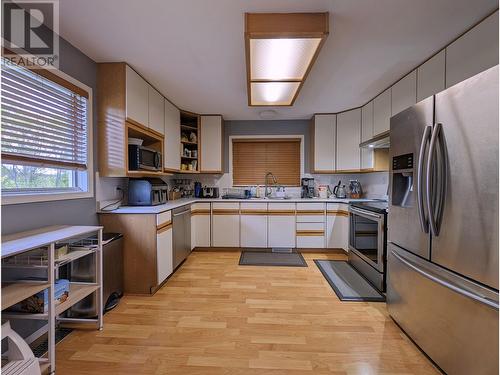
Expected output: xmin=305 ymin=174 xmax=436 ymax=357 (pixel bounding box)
xmin=59 ymin=0 xmax=497 ymax=120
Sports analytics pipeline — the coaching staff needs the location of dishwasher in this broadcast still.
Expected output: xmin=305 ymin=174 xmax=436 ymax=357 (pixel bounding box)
xmin=172 ymin=205 xmax=191 ymax=270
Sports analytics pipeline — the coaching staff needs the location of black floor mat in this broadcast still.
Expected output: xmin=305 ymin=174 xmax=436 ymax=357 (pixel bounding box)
xmin=239 ymin=250 xmax=307 ymax=267
xmin=315 ymin=260 xmax=385 ymax=302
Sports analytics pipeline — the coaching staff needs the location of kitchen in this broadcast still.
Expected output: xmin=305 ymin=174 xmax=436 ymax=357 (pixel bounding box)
xmin=1 ymin=1 xmax=498 ymax=374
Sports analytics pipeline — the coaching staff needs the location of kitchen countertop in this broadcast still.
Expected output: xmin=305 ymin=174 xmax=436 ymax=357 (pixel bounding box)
xmin=99 ymin=197 xmax=386 ymax=214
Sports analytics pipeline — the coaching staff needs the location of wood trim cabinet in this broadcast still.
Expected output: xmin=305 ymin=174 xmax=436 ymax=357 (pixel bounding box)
xmin=125 ymin=65 xmax=149 ymax=126
xmin=417 ymin=50 xmax=446 ymax=102
xmin=240 ymin=202 xmax=267 ymax=248
xmin=212 ymin=203 xmax=240 ymax=247
xmin=445 ymin=11 xmax=499 ymax=88
xmin=99 ymin=212 xmax=173 ymax=294
xmin=336 ymin=109 xmax=361 ymax=171
xmin=391 ymin=70 xmax=417 ymax=117
xmin=97 ymin=63 xmax=166 ymax=177
xmin=268 ymin=203 xmax=296 ymax=248
xmin=191 ymin=203 xmax=211 ymax=248
xmin=200 ymin=115 xmax=224 ymax=173
xmin=296 ymin=203 xmax=325 ymax=248
xmin=326 ymin=203 xmax=349 ymax=250
xmin=311 ymin=114 xmax=336 ymax=173
xmin=373 ymin=88 xmax=391 ymax=136
xmin=164 ymin=99 xmax=181 ymax=171
xmin=148 ymin=85 xmax=165 ymax=135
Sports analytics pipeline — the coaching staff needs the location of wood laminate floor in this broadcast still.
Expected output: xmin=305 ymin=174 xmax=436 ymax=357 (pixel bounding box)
xmin=56 ymin=251 xmax=440 ymax=374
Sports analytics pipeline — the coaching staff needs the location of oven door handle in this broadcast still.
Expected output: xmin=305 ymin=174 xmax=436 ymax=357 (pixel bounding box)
xmin=349 ymin=207 xmax=382 ymax=220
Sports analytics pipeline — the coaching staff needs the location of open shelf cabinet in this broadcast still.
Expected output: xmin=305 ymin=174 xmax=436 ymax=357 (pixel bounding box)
xmin=180 ymin=111 xmax=200 ymax=172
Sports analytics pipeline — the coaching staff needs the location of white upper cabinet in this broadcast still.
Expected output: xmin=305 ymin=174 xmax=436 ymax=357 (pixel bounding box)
xmin=391 ymin=70 xmax=417 ymax=116
xmin=336 ymin=109 xmax=361 ymax=171
xmin=417 ymin=50 xmax=446 ymax=102
xmin=125 ymin=65 xmax=149 ymax=126
xmin=361 ymin=101 xmax=374 ymax=142
xmin=164 ymin=99 xmax=181 ymax=171
xmin=446 ymin=11 xmax=499 ymax=88
xmin=148 ymin=85 xmax=165 ymax=134
xmin=361 ymin=101 xmax=374 ymax=169
xmin=200 ymin=115 xmax=223 ymax=173
xmin=373 ymin=88 xmax=391 ymax=136
xmin=312 ymin=114 xmax=336 ymax=172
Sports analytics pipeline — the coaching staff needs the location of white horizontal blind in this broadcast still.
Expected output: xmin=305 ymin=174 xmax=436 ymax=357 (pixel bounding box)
xmin=1 ymin=59 xmax=88 ymax=170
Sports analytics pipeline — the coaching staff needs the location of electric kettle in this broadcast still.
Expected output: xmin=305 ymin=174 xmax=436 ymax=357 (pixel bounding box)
xmin=333 ymin=181 xmax=347 ymax=199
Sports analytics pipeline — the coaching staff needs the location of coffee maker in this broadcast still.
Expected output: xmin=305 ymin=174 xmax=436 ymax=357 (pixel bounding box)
xmin=301 ymin=178 xmax=315 ymax=198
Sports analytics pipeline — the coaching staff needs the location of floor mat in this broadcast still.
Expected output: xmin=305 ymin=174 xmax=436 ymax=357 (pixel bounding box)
xmin=314 ymin=260 xmax=385 ymax=302
xmin=239 ymin=250 xmax=307 ymax=267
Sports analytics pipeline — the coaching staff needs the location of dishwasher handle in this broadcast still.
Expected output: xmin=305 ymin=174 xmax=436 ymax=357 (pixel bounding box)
xmin=173 ymin=209 xmax=190 ymax=217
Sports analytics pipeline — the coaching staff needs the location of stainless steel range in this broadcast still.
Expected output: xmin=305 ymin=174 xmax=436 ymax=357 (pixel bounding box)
xmin=348 ymin=201 xmax=388 ymax=292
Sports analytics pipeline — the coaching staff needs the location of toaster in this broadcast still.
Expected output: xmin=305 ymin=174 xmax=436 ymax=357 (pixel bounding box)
xmin=128 ymin=178 xmax=168 ymax=206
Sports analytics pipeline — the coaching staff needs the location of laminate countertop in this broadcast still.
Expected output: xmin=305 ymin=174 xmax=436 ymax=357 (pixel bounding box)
xmin=99 ymin=198 xmax=386 ymax=215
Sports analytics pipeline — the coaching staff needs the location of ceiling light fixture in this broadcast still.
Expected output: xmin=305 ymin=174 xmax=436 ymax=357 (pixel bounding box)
xmin=245 ymin=12 xmax=329 ymax=106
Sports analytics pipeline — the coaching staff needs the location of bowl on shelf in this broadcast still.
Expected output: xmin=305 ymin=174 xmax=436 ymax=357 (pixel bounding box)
xmin=128 ymin=137 xmax=143 ymax=146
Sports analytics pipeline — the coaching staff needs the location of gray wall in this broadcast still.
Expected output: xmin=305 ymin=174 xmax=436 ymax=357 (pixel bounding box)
xmin=223 ymin=120 xmax=311 ymax=173
xmin=1 ymin=37 xmax=98 ymax=235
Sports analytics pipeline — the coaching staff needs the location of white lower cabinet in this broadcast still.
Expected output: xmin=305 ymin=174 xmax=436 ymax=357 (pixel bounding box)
xmin=326 ymin=203 xmax=349 ymax=251
xmin=268 ymin=203 xmax=296 ymax=248
xmin=240 ymin=203 xmax=267 ymax=248
xmin=191 ymin=203 xmax=211 ymax=248
xmin=296 ymin=222 xmax=325 ymax=248
xmin=156 ymin=211 xmax=173 ymax=284
xmin=212 ymin=202 xmax=240 ymax=247
xmin=296 ymin=203 xmax=325 ymax=248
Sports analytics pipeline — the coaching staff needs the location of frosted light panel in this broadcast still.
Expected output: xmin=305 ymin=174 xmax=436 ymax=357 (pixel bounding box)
xmin=250 ymin=38 xmax=322 ymax=80
xmin=251 ymin=82 xmax=300 ymax=106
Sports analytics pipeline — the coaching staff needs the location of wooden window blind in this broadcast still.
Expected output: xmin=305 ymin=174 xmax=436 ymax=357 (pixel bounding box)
xmin=232 ymin=138 xmax=301 ymax=186
xmin=1 ymin=59 xmax=88 ymax=170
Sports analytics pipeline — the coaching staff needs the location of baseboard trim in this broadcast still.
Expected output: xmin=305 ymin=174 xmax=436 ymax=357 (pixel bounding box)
xmin=193 ymin=247 xmax=348 ymax=254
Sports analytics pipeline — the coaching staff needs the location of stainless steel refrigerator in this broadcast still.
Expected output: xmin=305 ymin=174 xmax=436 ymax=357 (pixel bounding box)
xmin=387 ymin=65 xmax=499 ymax=375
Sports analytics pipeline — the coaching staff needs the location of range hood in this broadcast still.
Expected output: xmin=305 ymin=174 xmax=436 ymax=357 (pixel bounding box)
xmin=359 ymin=131 xmax=390 ymax=149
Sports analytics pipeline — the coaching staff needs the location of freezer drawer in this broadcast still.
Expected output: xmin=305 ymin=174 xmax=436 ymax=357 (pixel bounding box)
xmin=387 ymin=243 xmax=498 ymax=375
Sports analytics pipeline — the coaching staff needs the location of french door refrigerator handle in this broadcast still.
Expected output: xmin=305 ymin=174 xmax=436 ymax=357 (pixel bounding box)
xmin=417 ymin=125 xmax=432 ymax=233
xmin=435 ymin=124 xmax=447 ymax=235
xmin=391 ymin=249 xmax=499 ymax=310
xmin=426 ymin=123 xmax=441 ymax=236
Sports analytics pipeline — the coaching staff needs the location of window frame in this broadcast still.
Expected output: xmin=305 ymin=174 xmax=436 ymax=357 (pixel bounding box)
xmin=229 ymin=135 xmax=305 ymax=187
xmin=1 ymin=64 xmax=94 ymax=205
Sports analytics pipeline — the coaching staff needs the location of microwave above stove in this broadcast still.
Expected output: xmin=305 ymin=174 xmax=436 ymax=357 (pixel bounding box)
xmin=128 ymin=144 xmax=162 ymax=171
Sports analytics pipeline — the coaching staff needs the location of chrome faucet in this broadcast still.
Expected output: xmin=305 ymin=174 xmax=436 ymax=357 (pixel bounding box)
xmin=265 ymin=172 xmax=278 ymax=198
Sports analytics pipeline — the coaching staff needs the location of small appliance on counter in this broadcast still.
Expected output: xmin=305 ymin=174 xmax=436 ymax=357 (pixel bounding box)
xmin=318 ymin=185 xmax=329 ymax=199
xmin=128 ymin=144 xmax=162 ymax=171
xmin=128 ymin=178 xmax=168 ymax=206
xmin=333 ymin=181 xmax=347 ymax=199
xmin=200 ymin=186 xmax=219 ymax=198
xmin=348 ymin=180 xmax=363 ymax=199
xmin=222 ymin=188 xmax=251 ymax=199
xmin=301 ymin=178 xmax=315 ymax=198
xmin=194 ymin=182 xmax=202 ymax=198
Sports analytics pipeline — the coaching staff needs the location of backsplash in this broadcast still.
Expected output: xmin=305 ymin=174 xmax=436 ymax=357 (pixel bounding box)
xmin=96 ymin=171 xmax=389 ymax=207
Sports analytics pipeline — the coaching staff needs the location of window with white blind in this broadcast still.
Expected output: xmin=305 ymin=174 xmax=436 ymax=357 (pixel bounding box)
xmin=1 ymin=58 xmax=93 ymax=203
